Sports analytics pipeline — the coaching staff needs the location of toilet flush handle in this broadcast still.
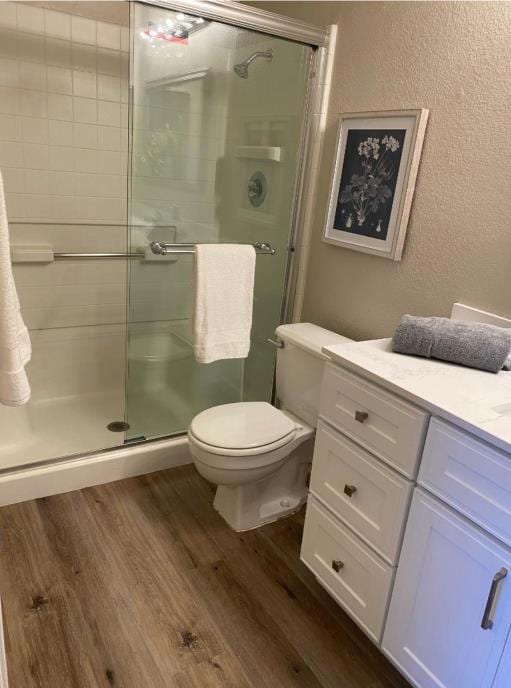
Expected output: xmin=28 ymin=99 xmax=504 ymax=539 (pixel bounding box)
xmin=267 ymin=338 xmax=284 ymax=349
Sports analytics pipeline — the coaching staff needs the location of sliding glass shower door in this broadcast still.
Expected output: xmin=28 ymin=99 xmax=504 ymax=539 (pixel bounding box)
xmin=0 ymin=1 xmax=131 ymax=469
xmin=125 ymin=3 xmax=313 ymax=440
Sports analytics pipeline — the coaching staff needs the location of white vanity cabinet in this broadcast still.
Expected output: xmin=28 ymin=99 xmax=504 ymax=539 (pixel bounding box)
xmin=301 ymin=362 xmax=425 ymax=642
xmin=382 ymin=489 xmax=511 ymax=688
xmin=301 ymin=337 xmax=511 ymax=688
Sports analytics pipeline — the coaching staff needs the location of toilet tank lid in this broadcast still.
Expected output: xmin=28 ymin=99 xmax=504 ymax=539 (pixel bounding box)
xmin=275 ymin=323 xmax=352 ymax=360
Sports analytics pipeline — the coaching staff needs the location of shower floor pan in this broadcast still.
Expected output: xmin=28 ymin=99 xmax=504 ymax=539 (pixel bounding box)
xmin=0 ymin=390 xmax=126 ymax=471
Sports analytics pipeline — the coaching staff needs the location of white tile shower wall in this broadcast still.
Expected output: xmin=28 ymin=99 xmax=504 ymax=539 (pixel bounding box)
xmin=0 ymin=3 xmax=129 ymax=225
xmin=27 ymin=324 xmax=126 ymax=400
xmin=12 ymin=222 xmax=127 ymax=329
xmin=0 ymin=3 xmax=130 ymax=411
xmin=1 ymin=2 xmax=131 ymax=338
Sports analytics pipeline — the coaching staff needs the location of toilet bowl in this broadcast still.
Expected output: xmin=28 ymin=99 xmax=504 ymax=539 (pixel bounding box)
xmin=188 ymin=323 xmax=353 ymax=531
xmin=189 ymin=402 xmax=314 ymax=531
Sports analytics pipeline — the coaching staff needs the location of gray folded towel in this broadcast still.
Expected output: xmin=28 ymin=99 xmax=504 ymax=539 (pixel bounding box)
xmin=392 ymin=315 xmax=511 ymax=373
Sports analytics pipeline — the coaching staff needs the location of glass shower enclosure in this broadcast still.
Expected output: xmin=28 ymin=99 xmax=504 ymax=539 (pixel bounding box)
xmin=0 ymin=0 xmax=315 ymax=469
xmin=126 ymin=3 xmax=313 ymax=441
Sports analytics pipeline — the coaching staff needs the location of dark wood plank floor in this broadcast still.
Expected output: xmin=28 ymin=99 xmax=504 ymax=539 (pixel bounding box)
xmin=0 ymin=465 xmax=410 ymax=688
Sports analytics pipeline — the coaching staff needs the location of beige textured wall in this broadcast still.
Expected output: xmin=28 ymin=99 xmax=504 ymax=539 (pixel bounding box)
xmin=250 ymin=1 xmax=511 ymax=340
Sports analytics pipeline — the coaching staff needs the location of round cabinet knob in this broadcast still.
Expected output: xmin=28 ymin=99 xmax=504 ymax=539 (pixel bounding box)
xmin=355 ymin=410 xmax=369 ymax=423
xmin=332 ymin=560 xmax=344 ymax=573
xmin=343 ymin=484 xmax=357 ymax=498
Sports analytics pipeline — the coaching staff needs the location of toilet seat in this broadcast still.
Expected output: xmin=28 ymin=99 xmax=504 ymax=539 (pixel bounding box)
xmin=189 ymin=402 xmax=298 ymax=456
xmin=188 ymin=426 xmax=296 ymax=459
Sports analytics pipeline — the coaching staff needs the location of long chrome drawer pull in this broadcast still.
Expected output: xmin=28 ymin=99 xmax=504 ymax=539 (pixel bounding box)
xmin=481 ymin=567 xmax=507 ymax=630
xmin=344 ymin=484 xmax=357 ymax=498
xmin=332 ymin=560 xmax=344 ymax=573
xmin=355 ymin=410 xmax=369 ymax=423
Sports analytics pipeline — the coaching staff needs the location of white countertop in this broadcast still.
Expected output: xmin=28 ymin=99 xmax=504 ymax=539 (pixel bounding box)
xmin=323 ymin=338 xmax=511 ymax=454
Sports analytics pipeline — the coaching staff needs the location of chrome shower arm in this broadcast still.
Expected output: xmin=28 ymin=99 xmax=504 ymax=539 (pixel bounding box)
xmin=233 ymin=49 xmax=273 ymax=78
xmin=244 ymin=49 xmax=273 ymax=67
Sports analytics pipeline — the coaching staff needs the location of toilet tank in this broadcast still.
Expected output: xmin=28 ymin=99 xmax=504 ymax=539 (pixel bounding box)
xmin=275 ymin=323 xmax=353 ymax=427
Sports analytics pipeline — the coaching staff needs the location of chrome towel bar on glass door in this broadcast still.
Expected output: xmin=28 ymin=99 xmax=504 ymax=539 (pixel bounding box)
xmin=149 ymin=241 xmax=276 ymax=255
xmin=51 ymin=242 xmax=276 ymax=260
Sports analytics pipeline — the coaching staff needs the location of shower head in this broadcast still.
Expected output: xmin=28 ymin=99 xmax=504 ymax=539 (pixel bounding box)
xmin=233 ymin=49 xmax=273 ymax=79
xmin=233 ymin=62 xmax=249 ymax=79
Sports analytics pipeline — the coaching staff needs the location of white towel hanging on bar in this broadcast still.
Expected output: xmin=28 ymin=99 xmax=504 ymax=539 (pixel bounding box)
xmin=193 ymin=244 xmax=256 ymax=364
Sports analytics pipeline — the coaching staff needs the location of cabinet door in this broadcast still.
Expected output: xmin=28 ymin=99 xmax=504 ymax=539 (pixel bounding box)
xmin=383 ymin=489 xmax=511 ymax=688
xmin=419 ymin=418 xmax=511 ymax=547
xmin=492 ymin=636 xmax=511 ymax=688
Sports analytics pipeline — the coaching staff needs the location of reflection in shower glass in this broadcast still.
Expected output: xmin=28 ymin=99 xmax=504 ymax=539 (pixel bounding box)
xmin=126 ymin=4 xmax=313 ymax=439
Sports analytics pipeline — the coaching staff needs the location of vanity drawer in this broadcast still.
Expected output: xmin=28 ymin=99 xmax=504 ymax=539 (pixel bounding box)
xmin=419 ymin=418 xmax=511 ymax=547
xmin=320 ymin=363 xmax=429 ymax=478
xmin=311 ymin=422 xmax=413 ymax=564
xmin=301 ymin=496 xmax=394 ymax=643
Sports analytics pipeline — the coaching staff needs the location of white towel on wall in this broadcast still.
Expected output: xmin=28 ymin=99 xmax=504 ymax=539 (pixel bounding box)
xmin=193 ymin=244 xmax=256 ymax=364
xmin=0 ymin=169 xmax=31 ymax=406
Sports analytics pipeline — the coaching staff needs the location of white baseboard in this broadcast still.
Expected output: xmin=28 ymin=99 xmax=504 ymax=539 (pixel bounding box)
xmin=0 ymin=436 xmax=192 ymax=507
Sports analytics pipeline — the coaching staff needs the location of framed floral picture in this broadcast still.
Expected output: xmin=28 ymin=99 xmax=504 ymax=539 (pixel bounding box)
xmin=323 ymin=109 xmax=429 ymax=260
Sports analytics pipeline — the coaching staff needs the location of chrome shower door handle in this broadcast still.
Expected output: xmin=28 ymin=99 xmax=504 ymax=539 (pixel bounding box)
xmin=150 ymin=241 xmax=168 ymax=255
xmin=481 ymin=567 xmax=507 ymax=630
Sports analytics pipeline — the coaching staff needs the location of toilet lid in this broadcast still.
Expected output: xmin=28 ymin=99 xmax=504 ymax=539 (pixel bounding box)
xmin=189 ymin=402 xmax=297 ymax=450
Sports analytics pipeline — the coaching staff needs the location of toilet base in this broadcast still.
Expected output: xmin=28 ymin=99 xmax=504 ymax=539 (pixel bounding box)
xmin=212 ymin=438 xmax=313 ymax=531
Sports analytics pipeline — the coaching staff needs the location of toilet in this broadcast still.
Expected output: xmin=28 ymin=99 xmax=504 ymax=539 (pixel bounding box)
xmin=188 ymin=323 xmax=352 ymax=531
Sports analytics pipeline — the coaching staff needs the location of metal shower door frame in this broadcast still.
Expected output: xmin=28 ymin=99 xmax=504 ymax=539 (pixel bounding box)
xmin=139 ymin=0 xmax=327 ymax=45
